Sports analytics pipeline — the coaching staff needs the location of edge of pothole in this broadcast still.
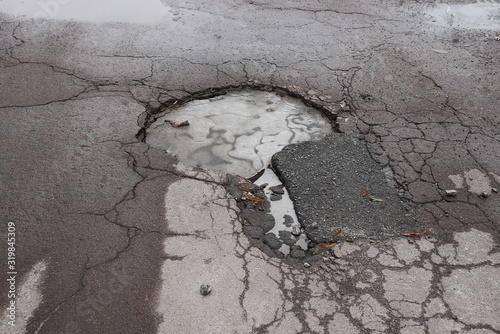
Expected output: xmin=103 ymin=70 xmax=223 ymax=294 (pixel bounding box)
xmin=135 ymin=84 xmax=340 ymax=143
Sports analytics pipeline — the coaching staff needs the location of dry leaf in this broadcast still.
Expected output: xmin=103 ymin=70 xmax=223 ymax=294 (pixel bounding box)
xmin=241 ymin=184 xmax=251 ymax=192
xmin=360 ymin=188 xmax=369 ymax=197
xmin=333 ymin=229 xmax=342 ymax=239
xmin=245 ymin=193 xmax=265 ymax=204
xmin=168 ymin=119 xmax=190 ymax=128
xmin=403 ymin=230 xmax=427 ymax=237
xmin=317 ymin=243 xmax=336 ymax=250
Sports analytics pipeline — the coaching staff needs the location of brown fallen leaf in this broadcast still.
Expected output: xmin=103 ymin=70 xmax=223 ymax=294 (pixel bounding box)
xmin=241 ymin=184 xmax=266 ymax=207
xmin=317 ymin=243 xmax=336 ymax=250
xmin=168 ymin=119 xmax=190 ymax=128
xmin=403 ymin=230 xmax=427 ymax=237
xmin=245 ymin=192 xmax=266 ymax=204
xmin=333 ymin=228 xmax=342 ymax=239
xmin=360 ymin=188 xmax=369 ymax=197
xmin=241 ymin=184 xmax=251 ymax=192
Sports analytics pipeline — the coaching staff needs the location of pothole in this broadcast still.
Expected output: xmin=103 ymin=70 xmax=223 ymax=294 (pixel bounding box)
xmin=146 ymin=89 xmax=332 ymax=257
xmin=146 ymin=89 xmax=416 ymax=262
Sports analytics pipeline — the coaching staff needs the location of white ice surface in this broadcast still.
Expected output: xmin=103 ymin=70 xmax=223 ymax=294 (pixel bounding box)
xmin=256 ymin=168 xmax=309 ymax=253
xmin=0 ymin=0 xmax=170 ymax=24
xmin=427 ymin=2 xmax=500 ymax=30
xmin=147 ymin=91 xmax=332 ymax=177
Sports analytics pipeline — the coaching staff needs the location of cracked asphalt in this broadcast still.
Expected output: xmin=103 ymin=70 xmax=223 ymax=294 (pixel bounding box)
xmin=1 ymin=0 xmax=499 ymax=333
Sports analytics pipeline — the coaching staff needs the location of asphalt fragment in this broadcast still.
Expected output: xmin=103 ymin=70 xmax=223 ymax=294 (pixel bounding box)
xmin=272 ymin=133 xmax=417 ymax=244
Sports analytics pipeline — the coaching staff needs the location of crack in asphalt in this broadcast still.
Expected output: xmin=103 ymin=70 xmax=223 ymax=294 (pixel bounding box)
xmin=248 ymin=1 xmax=375 ymax=17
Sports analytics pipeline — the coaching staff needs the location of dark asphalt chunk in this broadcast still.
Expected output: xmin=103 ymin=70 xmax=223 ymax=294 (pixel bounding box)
xmin=272 ymin=133 xmax=416 ymax=244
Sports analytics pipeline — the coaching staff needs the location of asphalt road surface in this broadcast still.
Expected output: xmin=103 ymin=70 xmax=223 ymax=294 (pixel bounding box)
xmin=0 ymin=1 xmax=499 ymax=333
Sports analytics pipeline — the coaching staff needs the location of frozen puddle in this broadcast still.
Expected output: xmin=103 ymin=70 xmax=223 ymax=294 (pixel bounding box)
xmin=147 ymin=91 xmax=332 ymax=177
xmin=426 ymin=2 xmax=500 ymax=30
xmin=256 ymin=168 xmax=309 ymax=255
xmin=0 ymin=0 xmax=170 ymax=24
xmin=147 ymin=90 xmax=332 ymax=255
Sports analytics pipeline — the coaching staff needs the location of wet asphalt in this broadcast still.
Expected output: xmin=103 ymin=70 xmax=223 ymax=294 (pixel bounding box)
xmin=1 ymin=0 xmax=499 ymax=333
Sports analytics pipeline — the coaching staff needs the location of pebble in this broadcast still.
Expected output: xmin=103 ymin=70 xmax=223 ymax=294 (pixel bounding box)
xmin=168 ymin=119 xmax=190 ymax=128
xmin=303 ymin=262 xmax=311 ymax=268
xmin=310 ymin=222 xmax=318 ymax=229
xmin=270 ymin=193 xmax=283 ymax=201
xmin=283 ymin=215 xmax=294 ymax=227
xmin=200 ymin=284 xmax=212 ymax=296
xmin=291 ymin=224 xmax=301 ymax=236
xmin=444 ymin=189 xmax=457 ymax=197
xmin=339 ymin=100 xmax=350 ymax=111
xmin=264 ymin=233 xmax=282 ymax=249
xmin=492 ymin=188 xmax=498 ymax=193
xmin=479 ymin=191 xmax=489 ymax=198
xmin=269 ymin=185 xmax=285 ymax=195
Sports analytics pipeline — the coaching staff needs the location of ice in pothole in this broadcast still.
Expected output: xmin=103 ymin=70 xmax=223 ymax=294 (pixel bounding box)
xmin=146 ymin=91 xmax=332 ymax=177
xmin=146 ymin=90 xmax=333 ymax=256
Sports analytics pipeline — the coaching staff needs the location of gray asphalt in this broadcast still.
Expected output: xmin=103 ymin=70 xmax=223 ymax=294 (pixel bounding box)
xmin=272 ymin=133 xmax=416 ymax=243
xmin=1 ymin=1 xmax=499 ymax=333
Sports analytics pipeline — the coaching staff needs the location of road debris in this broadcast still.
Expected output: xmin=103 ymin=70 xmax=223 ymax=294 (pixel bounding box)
xmin=339 ymin=99 xmax=350 ymax=111
xmin=200 ymin=284 xmax=212 ymax=296
xmin=479 ymin=191 xmax=489 ymax=198
xmin=167 ymin=119 xmax=190 ymax=128
xmin=269 ymin=184 xmax=284 ymax=194
xmin=361 ymin=188 xmax=385 ymax=202
xmin=431 ymin=49 xmax=448 ymax=54
xmin=368 ymin=194 xmax=384 ymax=202
xmin=444 ymin=189 xmax=458 ymax=197
xmin=317 ymin=243 xmax=336 ymax=250
xmin=403 ymin=230 xmax=427 ymax=237
xmin=270 ymin=193 xmax=282 ymax=201
xmin=291 ymin=223 xmax=301 ymax=236
xmin=241 ymin=184 xmax=266 ymax=209
xmin=333 ymin=229 xmax=342 ymax=239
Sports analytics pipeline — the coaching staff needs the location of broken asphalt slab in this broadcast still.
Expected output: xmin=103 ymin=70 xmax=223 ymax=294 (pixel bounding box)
xmin=272 ymin=133 xmax=416 ymax=243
